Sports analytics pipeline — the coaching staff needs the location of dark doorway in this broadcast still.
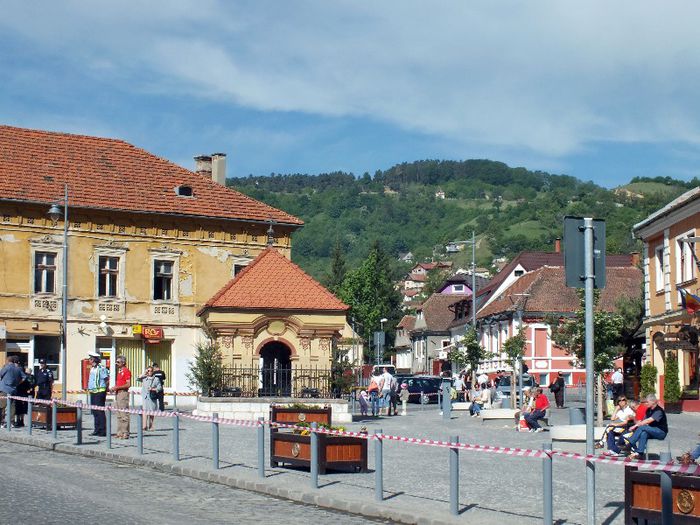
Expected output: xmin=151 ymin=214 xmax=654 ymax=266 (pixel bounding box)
xmin=260 ymin=341 xmax=292 ymax=396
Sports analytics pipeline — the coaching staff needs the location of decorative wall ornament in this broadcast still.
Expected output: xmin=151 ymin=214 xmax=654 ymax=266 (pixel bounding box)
xmin=242 ymin=336 xmax=254 ymax=352
xmin=318 ymin=338 xmax=331 ymax=354
xmin=300 ymin=337 xmax=311 ymax=353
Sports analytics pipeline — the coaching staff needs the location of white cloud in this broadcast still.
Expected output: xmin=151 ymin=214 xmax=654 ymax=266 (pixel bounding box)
xmin=3 ymin=0 xmax=700 ymax=158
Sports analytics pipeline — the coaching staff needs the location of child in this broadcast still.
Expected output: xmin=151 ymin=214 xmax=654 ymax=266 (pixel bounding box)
xmin=359 ymin=390 xmax=369 ymax=416
xmin=399 ymin=383 xmax=410 ymax=415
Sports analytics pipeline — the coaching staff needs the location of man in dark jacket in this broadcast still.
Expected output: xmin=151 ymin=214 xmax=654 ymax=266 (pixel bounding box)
xmin=549 ymin=372 xmax=566 ymax=408
xmin=151 ymin=363 xmax=166 ymax=411
xmin=34 ymin=359 xmax=54 ymax=400
xmin=0 ymin=356 xmax=27 ymax=427
xmin=627 ymin=394 xmax=668 ymax=460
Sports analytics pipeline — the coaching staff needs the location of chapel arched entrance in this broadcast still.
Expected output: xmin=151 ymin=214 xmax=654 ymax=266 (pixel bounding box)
xmin=259 ymin=341 xmax=292 ymax=396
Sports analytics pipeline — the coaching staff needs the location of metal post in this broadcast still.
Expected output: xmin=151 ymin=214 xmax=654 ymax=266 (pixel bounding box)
xmin=257 ymin=417 xmax=265 ymax=478
xmin=4 ymin=398 xmax=10 ymax=431
xmin=442 ymin=380 xmax=451 ymax=420
xmin=76 ymin=400 xmax=83 ymax=445
xmin=60 ymin=184 xmax=68 ymax=401
xmin=27 ymin=400 xmax=33 ymax=435
xmin=659 ymin=451 xmax=673 ymax=525
xmin=310 ymin=422 xmax=319 ymax=489
xmin=212 ymin=412 xmax=219 ymax=470
xmin=374 ymin=428 xmax=383 ymax=502
xmin=449 ymin=435 xmax=459 ymax=516
xmin=172 ymin=411 xmax=180 ymax=461
xmin=137 ymin=412 xmax=143 ymax=455
xmin=420 ymin=390 xmax=425 ymax=410
xmin=543 ymin=443 xmax=553 ymax=525
xmin=583 ymin=217 xmax=595 ymax=525
xmin=471 ymin=230 xmax=476 ymax=329
xmin=130 ymin=390 xmax=134 ymax=407
xmin=173 ymin=392 xmax=177 ymax=411
xmin=106 ymin=406 xmax=112 ymax=449
xmin=51 ymin=400 xmax=57 ymax=439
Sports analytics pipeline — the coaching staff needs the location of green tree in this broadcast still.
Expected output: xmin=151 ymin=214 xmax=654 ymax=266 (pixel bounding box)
xmin=338 ymin=242 xmax=402 ymax=360
xmin=325 ymin=239 xmax=347 ymax=294
xmin=663 ymin=352 xmax=682 ymax=403
xmin=185 ymin=341 xmax=224 ymax=397
xmin=420 ymin=267 xmax=450 ymax=299
xmin=502 ymin=329 xmax=527 ymax=406
xmin=640 ymin=362 xmax=658 ymax=398
xmin=448 ymin=328 xmax=487 ymax=381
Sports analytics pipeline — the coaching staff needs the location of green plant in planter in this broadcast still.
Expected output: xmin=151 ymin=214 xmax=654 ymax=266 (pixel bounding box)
xmin=282 ymin=403 xmax=324 ymax=410
xmin=639 ymin=362 xmax=658 ymax=399
xmin=663 ymin=352 xmax=682 ymax=404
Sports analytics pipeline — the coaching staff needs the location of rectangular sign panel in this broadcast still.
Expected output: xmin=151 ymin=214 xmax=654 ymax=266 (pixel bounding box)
xmin=563 ymin=216 xmax=606 ymax=289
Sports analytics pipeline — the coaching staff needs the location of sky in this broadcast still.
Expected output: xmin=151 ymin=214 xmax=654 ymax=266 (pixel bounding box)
xmin=2 ymin=1 xmax=700 ymax=188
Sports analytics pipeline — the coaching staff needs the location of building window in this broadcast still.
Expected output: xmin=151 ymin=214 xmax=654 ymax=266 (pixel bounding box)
xmin=454 ymin=284 xmax=465 ymax=292
xmin=655 ymin=245 xmax=665 ymax=291
xmin=153 ymin=260 xmax=174 ymax=301
xmin=98 ymin=256 xmax=119 ymax=297
xmin=514 ymin=269 xmax=525 ymax=277
xmin=676 ymin=232 xmax=695 ymax=283
xmin=34 ymin=252 xmax=56 ymax=293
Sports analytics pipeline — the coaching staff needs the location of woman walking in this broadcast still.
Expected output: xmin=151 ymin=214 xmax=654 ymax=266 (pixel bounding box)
xmin=141 ymin=366 xmax=162 ymax=431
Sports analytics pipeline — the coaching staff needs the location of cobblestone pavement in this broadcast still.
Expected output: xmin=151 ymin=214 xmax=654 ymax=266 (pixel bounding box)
xmin=0 ymin=440 xmax=379 ymax=525
xmin=6 ymin=399 xmax=699 ymax=524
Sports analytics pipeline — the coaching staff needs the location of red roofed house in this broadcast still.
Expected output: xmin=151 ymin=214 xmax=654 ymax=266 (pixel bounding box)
xmin=0 ymin=124 xmax=321 ymax=398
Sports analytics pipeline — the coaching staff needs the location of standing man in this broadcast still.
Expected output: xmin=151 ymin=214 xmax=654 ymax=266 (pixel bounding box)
xmin=109 ymin=355 xmax=131 ymax=439
xmin=87 ymin=352 xmax=109 ymax=437
xmin=0 ymin=356 xmax=26 ymax=428
xmin=379 ymin=367 xmax=393 ymax=416
xmin=611 ymin=367 xmax=624 ymax=400
xmin=151 ymin=363 xmax=166 ymax=412
xmin=549 ymin=372 xmax=566 ymax=408
xmin=34 ymin=359 xmax=54 ymax=400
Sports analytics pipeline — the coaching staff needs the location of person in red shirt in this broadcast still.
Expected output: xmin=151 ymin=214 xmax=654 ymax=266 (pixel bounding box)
xmin=524 ymin=387 xmax=550 ymax=432
xmin=109 ymin=355 xmax=131 ymax=439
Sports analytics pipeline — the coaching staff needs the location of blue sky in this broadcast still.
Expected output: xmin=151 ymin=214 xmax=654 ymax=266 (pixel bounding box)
xmin=2 ymin=1 xmax=700 ymax=188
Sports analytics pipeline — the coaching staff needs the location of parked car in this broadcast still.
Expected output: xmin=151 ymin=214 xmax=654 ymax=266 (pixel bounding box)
xmin=495 ymin=374 xmax=535 ymax=401
xmin=395 ymin=375 xmax=445 ymax=404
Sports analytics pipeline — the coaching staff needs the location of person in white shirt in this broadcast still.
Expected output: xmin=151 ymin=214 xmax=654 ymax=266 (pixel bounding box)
xmin=596 ymin=395 xmax=635 ymax=455
xmin=380 ymin=368 xmax=394 ymax=416
xmin=453 ymin=375 xmax=465 ymax=402
xmin=477 ymin=372 xmax=488 ymax=386
xmin=611 ymin=367 xmax=624 ymax=400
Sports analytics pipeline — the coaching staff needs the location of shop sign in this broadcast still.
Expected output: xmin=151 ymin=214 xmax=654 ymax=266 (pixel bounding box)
xmin=132 ymin=324 xmax=143 ymax=335
xmin=142 ymin=326 xmax=164 ymax=343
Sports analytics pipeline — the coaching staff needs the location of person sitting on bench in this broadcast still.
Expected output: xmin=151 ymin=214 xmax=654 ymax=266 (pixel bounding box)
xmin=524 ymin=387 xmax=550 ymax=432
xmin=596 ymin=396 xmax=635 ymax=456
xmin=626 ymin=394 xmax=667 ymax=460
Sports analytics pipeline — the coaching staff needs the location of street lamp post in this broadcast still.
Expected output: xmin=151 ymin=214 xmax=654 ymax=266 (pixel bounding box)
xmin=377 ymin=318 xmax=388 ymax=365
xmin=48 ymin=184 xmax=69 ymax=401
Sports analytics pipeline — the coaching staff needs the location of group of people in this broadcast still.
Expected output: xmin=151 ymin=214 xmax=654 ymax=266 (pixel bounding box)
xmin=0 ymin=356 xmax=54 ymax=428
xmin=359 ymin=368 xmax=410 ymax=417
xmin=86 ymin=352 xmax=167 ymax=437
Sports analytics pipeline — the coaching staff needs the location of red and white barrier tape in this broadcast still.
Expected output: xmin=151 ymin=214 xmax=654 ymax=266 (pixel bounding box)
xmin=6 ymin=395 xmax=698 ymax=474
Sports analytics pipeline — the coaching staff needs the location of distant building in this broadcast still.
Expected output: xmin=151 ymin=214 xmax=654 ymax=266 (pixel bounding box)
xmin=435 ymin=189 xmax=446 ymax=200
xmin=398 ymin=251 xmax=414 ymax=263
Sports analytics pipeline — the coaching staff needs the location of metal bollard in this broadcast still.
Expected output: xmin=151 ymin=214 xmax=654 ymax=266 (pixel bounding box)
xmin=173 ymin=392 xmax=177 ymax=411
xmin=375 ymin=428 xmax=383 ymax=502
xmin=27 ymin=400 xmax=33 ymax=435
xmin=543 ymin=443 xmax=553 ymax=524
xmin=659 ymin=451 xmax=673 ymax=525
xmin=130 ymin=390 xmax=135 ymax=408
xmin=310 ymin=422 xmax=319 ymax=489
xmin=420 ymin=390 xmax=425 ymax=409
xmin=442 ymin=382 xmax=451 ymax=421
xmin=137 ymin=412 xmax=143 ymax=455
xmin=212 ymin=412 xmax=220 ymax=470
xmin=76 ymin=401 xmax=83 ymax=445
xmin=5 ymin=398 xmax=11 ymax=431
xmin=257 ymin=417 xmax=265 ymax=478
xmin=51 ymin=400 xmax=57 ymax=439
xmin=106 ymin=406 xmax=112 ymax=449
xmin=449 ymin=435 xmax=459 ymax=516
xmin=172 ymin=411 xmax=180 ymax=461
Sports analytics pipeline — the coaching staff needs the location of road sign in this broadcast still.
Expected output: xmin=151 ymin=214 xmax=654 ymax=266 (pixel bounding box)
xmin=563 ymin=216 xmax=606 ymax=289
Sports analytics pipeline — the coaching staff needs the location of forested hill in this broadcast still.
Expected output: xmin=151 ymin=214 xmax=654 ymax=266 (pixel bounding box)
xmin=228 ymin=161 xmax=694 ymax=281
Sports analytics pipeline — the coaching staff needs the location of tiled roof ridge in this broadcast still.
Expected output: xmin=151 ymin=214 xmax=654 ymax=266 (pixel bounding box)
xmin=203 ymin=247 xmax=271 ymax=308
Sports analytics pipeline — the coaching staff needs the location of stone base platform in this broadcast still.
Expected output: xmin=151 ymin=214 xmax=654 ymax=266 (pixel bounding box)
xmin=194 ymin=397 xmax=352 ymax=424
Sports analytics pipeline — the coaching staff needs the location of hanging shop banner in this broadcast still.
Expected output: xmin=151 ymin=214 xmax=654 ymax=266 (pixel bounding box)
xmin=142 ymin=326 xmax=164 ymax=343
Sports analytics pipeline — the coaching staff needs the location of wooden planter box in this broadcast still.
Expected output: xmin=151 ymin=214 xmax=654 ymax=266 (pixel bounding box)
xmin=625 ymin=466 xmax=700 ymax=523
xmin=270 ymin=405 xmax=332 ymax=426
xmin=270 ymin=431 xmax=368 ymax=474
xmin=31 ymin=404 xmax=78 ymax=430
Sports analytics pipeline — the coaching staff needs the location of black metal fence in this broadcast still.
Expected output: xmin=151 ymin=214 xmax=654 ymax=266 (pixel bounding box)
xmin=218 ymin=366 xmax=334 ymax=398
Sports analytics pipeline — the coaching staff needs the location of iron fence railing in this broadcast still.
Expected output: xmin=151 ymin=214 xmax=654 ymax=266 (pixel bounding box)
xmin=218 ymin=366 xmax=334 ymax=398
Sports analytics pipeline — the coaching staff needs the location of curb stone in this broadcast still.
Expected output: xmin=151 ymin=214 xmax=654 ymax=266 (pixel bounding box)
xmin=0 ymin=432 xmax=459 ymax=524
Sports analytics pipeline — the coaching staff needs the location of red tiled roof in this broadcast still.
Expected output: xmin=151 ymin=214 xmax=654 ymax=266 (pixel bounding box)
xmin=397 ymin=315 xmax=416 ymax=331
xmin=404 ymin=289 xmax=420 ymax=298
xmin=408 ymin=274 xmax=427 ymax=283
xmin=477 ymin=265 xmax=643 ymax=319
xmin=202 ymin=248 xmax=348 ymax=312
xmin=0 ymin=125 xmax=302 ymax=226
xmin=417 ymin=293 xmax=470 ymax=332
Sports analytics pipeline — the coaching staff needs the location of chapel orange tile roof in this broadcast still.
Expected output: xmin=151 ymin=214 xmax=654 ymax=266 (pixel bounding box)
xmin=0 ymin=125 xmax=303 ymax=226
xmin=202 ymin=248 xmax=349 ymax=312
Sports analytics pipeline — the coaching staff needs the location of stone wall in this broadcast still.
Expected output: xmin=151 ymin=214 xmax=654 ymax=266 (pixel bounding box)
xmin=194 ymin=397 xmax=352 ymax=424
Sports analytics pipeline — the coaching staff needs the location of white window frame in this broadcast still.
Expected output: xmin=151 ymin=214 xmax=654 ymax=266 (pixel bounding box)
xmin=675 ymin=229 xmax=695 ymax=284
xmin=34 ymin=251 xmax=58 ymax=294
xmin=151 ymin=255 xmax=179 ymax=303
xmin=30 ymin=240 xmax=63 ymax=298
xmin=453 ymin=284 xmax=465 ymax=292
xmin=94 ymin=248 xmax=126 ymax=299
xmin=655 ymin=245 xmax=665 ymax=292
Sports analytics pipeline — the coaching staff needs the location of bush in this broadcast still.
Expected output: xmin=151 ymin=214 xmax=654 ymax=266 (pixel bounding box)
xmin=639 ymin=362 xmax=658 ymax=399
xmin=663 ymin=352 xmax=682 ymax=403
xmin=185 ymin=341 xmax=224 ymax=397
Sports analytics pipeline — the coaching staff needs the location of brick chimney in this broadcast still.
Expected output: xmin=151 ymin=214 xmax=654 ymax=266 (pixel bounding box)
xmin=194 ymin=155 xmax=212 ymax=178
xmin=630 ymin=251 xmax=641 ymax=267
xmin=211 ymin=153 xmax=227 ymax=185
xmin=554 ymin=237 xmax=561 ymax=253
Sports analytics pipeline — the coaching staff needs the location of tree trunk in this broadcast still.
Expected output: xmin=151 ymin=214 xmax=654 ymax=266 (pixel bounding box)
xmin=596 ymin=374 xmax=604 ymax=427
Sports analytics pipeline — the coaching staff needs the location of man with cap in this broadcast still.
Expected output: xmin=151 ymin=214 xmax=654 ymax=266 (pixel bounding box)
xmin=35 ymin=359 xmax=54 ymax=400
xmin=87 ymin=352 xmax=109 ymax=437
